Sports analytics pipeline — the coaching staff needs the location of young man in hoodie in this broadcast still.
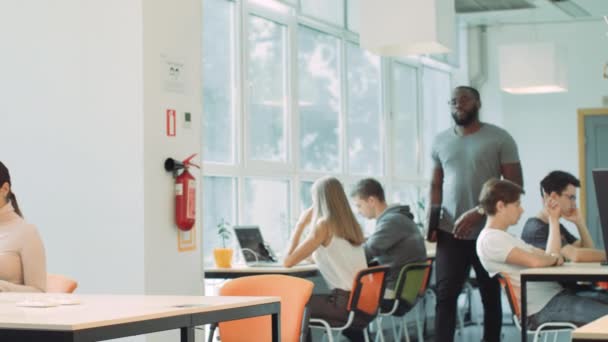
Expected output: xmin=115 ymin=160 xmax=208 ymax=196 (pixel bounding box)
xmin=351 ymin=178 xmax=427 ymax=299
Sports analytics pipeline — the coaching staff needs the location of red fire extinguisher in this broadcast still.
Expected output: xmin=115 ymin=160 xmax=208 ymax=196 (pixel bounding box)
xmin=165 ymin=154 xmax=200 ymax=231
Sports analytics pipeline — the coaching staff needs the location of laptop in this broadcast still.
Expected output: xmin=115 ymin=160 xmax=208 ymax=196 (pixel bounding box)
xmin=234 ymin=226 xmax=281 ymax=266
xmin=592 ymin=169 xmax=608 ymax=266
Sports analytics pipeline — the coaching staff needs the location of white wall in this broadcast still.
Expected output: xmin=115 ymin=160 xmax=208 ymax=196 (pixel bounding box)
xmin=1 ymin=0 xmax=203 ymax=341
xmin=0 ymin=0 xmax=145 ymax=294
xmin=480 ymin=20 xmax=608 ymax=234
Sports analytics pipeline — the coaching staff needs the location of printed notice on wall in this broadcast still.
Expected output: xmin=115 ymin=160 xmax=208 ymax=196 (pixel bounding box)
xmin=178 ymin=225 xmax=197 ymax=252
xmin=161 ymin=54 xmax=186 ymax=94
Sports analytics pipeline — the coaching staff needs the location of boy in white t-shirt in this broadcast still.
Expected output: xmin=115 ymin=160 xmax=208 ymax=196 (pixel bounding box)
xmin=476 ymin=179 xmax=608 ymax=329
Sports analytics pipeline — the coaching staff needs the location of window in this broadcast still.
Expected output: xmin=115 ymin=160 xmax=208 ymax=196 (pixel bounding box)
xmin=247 ymin=15 xmax=288 ymax=162
xmin=203 ymin=0 xmax=235 ymax=164
xmin=421 ymin=67 xmax=452 ymax=178
xmin=203 ymin=176 xmax=236 ymax=265
xmin=298 ymin=26 xmax=341 ymax=172
xmin=391 ymin=63 xmax=419 ymax=179
xmin=243 ymin=178 xmax=290 ymax=254
xmin=201 ymin=0 xmax=456 ymax=262
xmin=301 ymin=0 xmax=345 ymax=27
xmin=346 ymin=42 xmax=382 ymax=175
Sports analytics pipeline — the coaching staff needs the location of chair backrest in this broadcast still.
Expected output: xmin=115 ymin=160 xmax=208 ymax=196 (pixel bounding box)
xmin=46 ymin=274 xmax=78 ymax=293
xmin=393 ymin=260 xmax=432 ymax=307
xmin=218 ymin=274 xmax=314 ymax=342
xmin=419 ymin=258 xmax=434 ymax=296
xmin=497 ymin=272 xmax=520 ymax=319
xmin=347 ymin=266 xmax=389 ymax=317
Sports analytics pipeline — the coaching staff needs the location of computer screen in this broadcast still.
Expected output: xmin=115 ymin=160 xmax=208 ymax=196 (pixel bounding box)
xmin=592 ymin=169 xmax=608 ymax=262
xmin=233 ymin=226 xmax=275 ymax=263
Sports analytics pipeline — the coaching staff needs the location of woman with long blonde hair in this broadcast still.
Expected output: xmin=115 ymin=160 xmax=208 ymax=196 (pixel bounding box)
xmin=284 ymin=176 xmax=369 ymax=341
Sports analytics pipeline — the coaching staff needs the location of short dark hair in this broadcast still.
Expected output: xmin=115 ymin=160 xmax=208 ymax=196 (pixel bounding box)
xmin=479 ymin=179 xmax=525 ymax=215
xmin=455 ymin=86 xmax=480 ymax=101
xmin=540 ymin=171 xmax=580 ymax=198
xmin=350 ymin=178 xmax=385 ymax=203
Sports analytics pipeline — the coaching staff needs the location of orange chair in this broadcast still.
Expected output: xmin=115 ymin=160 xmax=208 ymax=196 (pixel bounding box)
xmin=497 ymin=273 xmax=576 ymax=342
xmin=309 ymin=266 xmax=389 ymax=342
xmin=46 ymin=274 xmax=78 ymax=293
xmin=212 ymin=275 xmax=314 ymax=342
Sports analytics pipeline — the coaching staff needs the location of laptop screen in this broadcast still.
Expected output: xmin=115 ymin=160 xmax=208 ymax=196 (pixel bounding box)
xmin=234 ymin=226 xmax=275 ymax=263
xmin=592 ymin=169 xmax=608 ymax=255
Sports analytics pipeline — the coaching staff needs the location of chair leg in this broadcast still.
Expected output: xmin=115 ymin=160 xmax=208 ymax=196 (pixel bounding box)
xmin=402 ymin=315 xmax=411 ymax=342
xmin=390 ymin=316 xmax=399 ymax=341
xmin=414 ymin=304 xmax=424 ymax=342
xmin=364 ymin=328 xmax=370 ymax=342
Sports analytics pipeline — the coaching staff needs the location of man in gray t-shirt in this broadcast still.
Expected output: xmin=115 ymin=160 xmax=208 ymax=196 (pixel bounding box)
xmin=427 ymin=86 xmax=523 ymax=342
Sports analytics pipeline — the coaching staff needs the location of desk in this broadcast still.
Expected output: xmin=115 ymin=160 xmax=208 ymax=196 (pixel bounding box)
xmin=520 ymin=263 xmax=608 ymax=342
xmin=572 ymin=314 xmax=608 ymax=341
xmin=205 ymin=263 xmax=318 ymax=279
xmin=0 ymin=293 xmax=280 ymax=342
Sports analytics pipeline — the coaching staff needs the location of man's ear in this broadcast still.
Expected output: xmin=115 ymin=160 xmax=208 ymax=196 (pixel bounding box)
xmin=496 ymin=200 xmax=505 ymax=212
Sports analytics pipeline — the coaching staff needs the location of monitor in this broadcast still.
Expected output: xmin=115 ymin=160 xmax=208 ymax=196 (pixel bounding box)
xmin=233 ymin=226 xmax=276 ymax=263
xmin=592 ymin=169 xmax=608 ymax=265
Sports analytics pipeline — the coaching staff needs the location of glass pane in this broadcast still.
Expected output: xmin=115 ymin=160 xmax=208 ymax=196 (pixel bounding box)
xmin=392 ymin=63 xmax=419 ymax=178
xmin=300 ymin=180 xmax=314 ymax=212
xmin=346 ymin=43 xmax=382 ymax=176
xmin=203 ymin=176 xmax=236 ymax=266
xmin=298 ymin=26 xmax=341 ymax=172
xmin=346 ymin=0 xmax=360 ymax=32
xmin=301 ymin=0 xmax=344 ymax=26
xmin=203 ymin=0 xmax=235 ymax=164
xmin=243 ymin=178 xmax=290 ymax=254
xmin=421 ymin=67 xmax=451 ymax=178
xmin=247 ymin=16 xmax=288 ymax=162
xmin=391 ymin=183 xmax=422 ymax=228
xmin=249 ymin=0 xmax=291 ymax=13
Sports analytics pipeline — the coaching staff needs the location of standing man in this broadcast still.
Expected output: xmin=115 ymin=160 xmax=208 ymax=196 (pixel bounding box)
xmin=428 ymin=86 xmax=523 ymax=342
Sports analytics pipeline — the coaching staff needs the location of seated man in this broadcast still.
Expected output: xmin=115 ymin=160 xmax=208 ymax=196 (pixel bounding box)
xmin=521 ymin=170 xmax=606 ymax=262
xmin=350 ymin=178 xmax=426 ymax=298
xmin=476 ymin=178 xmax=608 ymax=329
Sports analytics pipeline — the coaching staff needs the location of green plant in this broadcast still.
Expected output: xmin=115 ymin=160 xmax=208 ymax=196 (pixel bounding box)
xmin=216 ymin=218 xmax=232 ymax=248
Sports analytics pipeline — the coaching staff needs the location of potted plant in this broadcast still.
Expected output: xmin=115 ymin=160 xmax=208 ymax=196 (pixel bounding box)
xmin=213 ymin=218 xmax=233 ymax=268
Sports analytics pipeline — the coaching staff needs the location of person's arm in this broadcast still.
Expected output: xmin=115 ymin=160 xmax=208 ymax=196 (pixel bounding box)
xmin=284 ymin=219 xmax=326 ymax=268
xmin=560 ymin=244 xmax=607 ymax=262
xmin=426 ymin=166 xmax=443 ymax=242
xmin=563 ymin=208 xmax=595 ymax=248
xmin=0 ymin=226 xmax=46 ymax=293
xmin=501 ymin=163 xmax=523 ymax=187
xmin=506 ymin=247 xmax=563 ymax=268
xmin=545 ymin=199 xmax=563 ymax=255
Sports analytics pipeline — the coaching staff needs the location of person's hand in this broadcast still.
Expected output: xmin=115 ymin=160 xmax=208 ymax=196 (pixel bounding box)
xmin=453 ymin=208 xmax=484 ymax=239
xmin=562 ymin=207 xmax=583 ymax=225
xmin=545 ymin=198 xmax=561 ymax=221
xmin=556 ymin=255 xmax=565 ymax=266
xmin=296 ymin=207 xmax=313 ymax=228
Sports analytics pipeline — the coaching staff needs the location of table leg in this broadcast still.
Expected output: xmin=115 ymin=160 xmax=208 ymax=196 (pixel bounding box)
xmin=521 ymin=277 xmax=527 ymax=342
xmin=271 ymin=311 xmax=281 ymax=342
xmin=181 ymin=327 xmax=194 ymax=342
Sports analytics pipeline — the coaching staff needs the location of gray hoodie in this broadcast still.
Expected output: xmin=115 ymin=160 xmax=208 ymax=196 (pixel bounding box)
xmin=364 ymin=205 xmax=427 ymax=290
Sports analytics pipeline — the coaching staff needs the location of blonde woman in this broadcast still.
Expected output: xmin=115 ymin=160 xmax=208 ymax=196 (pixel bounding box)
xmin=284 ymin=176 xmax=368 ymax=342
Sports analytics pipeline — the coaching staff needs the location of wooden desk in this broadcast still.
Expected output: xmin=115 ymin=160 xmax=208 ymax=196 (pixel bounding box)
xmin=520 ymin=263 xmax=608 ymax=342
xmin=205 ymin=263 xmax=318 ymax=279
xmin=572 ymin=314 xmax=608 ymax=341
xmin=0 ymin=293 xmax=280 ymax=342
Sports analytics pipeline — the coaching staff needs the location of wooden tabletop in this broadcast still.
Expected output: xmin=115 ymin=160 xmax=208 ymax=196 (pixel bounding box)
xmin=206 ymin=263 xmax=318 ymax=274
xmin=572 ymin=314 xmax=608 ymax=340
xmin=521 ymin=262 xmax=608 ymax=276
xmin=0 ymin=293 xmax=279 ymax=331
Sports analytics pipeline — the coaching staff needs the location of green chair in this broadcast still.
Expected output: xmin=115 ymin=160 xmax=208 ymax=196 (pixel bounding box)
xmin=374 ymin=259 xmax=432 ymax=342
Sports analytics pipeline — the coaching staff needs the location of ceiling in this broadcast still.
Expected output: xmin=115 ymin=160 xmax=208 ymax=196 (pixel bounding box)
xmin=456 ymin=0 xmax=608 ymax=27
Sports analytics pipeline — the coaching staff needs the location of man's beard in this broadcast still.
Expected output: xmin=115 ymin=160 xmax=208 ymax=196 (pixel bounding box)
xmin=451 ymin=109 xmax=478 ymax=126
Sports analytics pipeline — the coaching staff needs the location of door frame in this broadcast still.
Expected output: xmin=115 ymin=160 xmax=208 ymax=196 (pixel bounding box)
xmin=577 ymin=108 xmax=608 ymax=219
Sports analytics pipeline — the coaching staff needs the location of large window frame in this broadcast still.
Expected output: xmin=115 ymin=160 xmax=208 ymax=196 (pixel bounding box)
xmin=202 ymin=0 xmax=454 ymax=262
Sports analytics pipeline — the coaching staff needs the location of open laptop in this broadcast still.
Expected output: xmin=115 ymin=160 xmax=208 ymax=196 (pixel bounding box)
xmin=234 ymin=226 xmax=281 ymax=267
xmin=592 ymin=169 xmax=608 ymax=266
